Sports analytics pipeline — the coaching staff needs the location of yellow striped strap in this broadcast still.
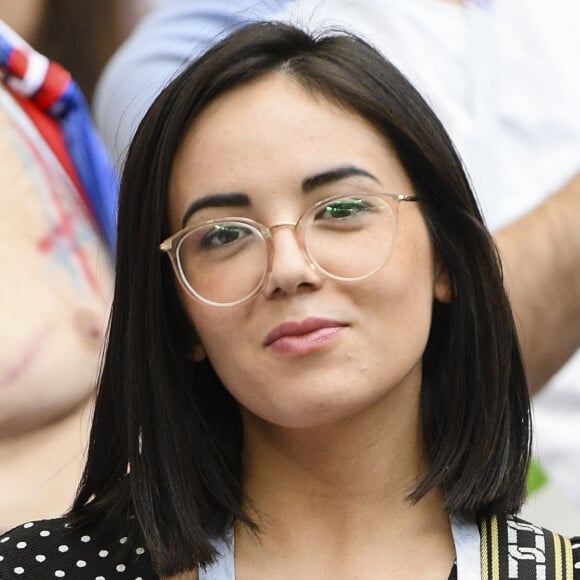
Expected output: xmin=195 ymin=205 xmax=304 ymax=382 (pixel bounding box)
xmin=478 ymin=514 xmax=576 ymax=579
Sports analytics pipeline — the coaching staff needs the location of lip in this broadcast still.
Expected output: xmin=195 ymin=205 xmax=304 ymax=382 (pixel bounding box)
xmin=264 ymin=317 xmax=347 ymax=355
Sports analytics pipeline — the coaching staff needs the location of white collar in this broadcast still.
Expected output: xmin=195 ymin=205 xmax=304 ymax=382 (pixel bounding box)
xmin=450 ymin=513 xmax=482 ymax=579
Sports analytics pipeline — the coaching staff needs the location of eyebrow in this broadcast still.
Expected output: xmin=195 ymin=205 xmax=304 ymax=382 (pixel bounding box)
xmin=181 ymin=192 xmax=249 ymax=227
xmin=301 ymin=165 xmax=380 ymax=192
xmin=181 ymin=165 xmax=380 ymax=226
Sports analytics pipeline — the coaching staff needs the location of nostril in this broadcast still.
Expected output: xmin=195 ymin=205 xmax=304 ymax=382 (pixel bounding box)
xmin=264 ymin=242 xmax=323 ymax=299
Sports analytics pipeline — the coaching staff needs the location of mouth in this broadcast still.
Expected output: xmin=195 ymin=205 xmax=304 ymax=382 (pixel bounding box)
xmin=264 ymin=317 xmax=347 ymax=355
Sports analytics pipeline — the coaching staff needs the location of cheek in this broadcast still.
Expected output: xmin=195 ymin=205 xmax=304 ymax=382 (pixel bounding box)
xmin=185 ymin=301 xmax=264 ymax=412
xmin=183 ymin=297 xmax=244 ymax=362
xmin=364 ymin=273 xmax=434 ymax=345
xmin=391 ymin=216 xmax=437 ymax=301
xmin=361 ymin=235 xmax=437 ymax=350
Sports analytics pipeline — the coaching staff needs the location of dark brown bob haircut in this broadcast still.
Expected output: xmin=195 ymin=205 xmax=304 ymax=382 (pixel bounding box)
xmin=71 ymin=21 xmax=531 ymax=576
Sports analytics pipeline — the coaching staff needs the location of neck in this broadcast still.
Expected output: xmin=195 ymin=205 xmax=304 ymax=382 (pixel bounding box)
xmin=0 ymin=397 xmax=93 ymax=532
xmin=236 ymin=381 xmax=455 ymax=578
xmin=244 ymin=407 xmax=425 ymax=508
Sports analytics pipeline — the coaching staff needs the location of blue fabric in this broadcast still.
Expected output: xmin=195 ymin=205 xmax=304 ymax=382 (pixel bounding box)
xmin=54 ymin=80 xmax=118 ymax=254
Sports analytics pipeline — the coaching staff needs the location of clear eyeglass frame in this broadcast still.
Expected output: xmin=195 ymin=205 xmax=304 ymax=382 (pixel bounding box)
xmin=160 ymin=192 xmax=420 ymax=307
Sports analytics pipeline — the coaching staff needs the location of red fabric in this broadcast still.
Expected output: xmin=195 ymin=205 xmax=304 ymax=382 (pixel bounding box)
xmin=10 ymin=88 xmax=88 ymax=207
xmin=33 ymin=61 xmax=71 ymax=110
xmin=7 ymin=49 xmax=27 ymax=79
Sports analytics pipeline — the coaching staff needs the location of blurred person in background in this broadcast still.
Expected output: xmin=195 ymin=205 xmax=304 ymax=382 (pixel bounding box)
xmin=0 ymin=0 xmax=150 ymax=101
xmin=93 ymin=0 xmax=580 ymax=534
xmin=0 ymin=20 xmax=116 ymax=531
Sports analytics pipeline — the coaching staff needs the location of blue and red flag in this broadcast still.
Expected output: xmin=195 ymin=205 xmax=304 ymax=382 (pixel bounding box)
xmin=0 ymin=20 xmax=118 ymax=255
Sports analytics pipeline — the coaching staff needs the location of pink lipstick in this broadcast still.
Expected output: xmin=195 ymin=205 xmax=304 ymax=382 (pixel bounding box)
xmin=264 ymin=317 xmax=346 ymax=355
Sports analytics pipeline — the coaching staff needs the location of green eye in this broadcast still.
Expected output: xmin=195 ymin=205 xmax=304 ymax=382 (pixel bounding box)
xmin=317 ymin=198 xmax=371 ymax=220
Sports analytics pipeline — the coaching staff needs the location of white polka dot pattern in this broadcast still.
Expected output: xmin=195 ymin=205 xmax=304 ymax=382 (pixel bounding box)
xmin=0 ymin=517 xmax=155 ymax=578
xmin=5 ymin=513 xmax=574 ymax=579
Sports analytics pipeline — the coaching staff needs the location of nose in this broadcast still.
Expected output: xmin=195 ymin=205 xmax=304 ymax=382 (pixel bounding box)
xmin=262 ymin=224 xmax=323 ymax=298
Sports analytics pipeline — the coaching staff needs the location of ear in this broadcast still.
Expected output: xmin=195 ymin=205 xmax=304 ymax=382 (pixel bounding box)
xmin=193 ymin=341 xmax=207 ymax=363
xmin=434 ymin=263 xmax=451 ymax=303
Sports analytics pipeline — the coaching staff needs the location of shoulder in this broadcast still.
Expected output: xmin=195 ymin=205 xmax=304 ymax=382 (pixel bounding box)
xmin=478 ymin=514 xmax=580 ymax=579
xmin=0 ymin=517 xmax=157 ymax=579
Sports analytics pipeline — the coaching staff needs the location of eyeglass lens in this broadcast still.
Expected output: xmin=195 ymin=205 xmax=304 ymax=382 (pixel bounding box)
xmin=176 ymin=195 xmax=396 ymax=305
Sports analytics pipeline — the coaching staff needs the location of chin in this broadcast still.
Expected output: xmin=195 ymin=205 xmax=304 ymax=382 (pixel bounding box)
xmin=244 ymin=397 xmax=370 ymax=431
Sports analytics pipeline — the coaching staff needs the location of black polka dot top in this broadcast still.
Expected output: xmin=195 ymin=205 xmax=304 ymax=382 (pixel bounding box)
xmin=0 ymin=518 xmax=157 ymax=579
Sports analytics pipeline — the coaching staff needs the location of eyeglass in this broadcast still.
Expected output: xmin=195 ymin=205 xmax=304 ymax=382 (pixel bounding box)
xmin=160 ymin=192 xmax=420 ymax=307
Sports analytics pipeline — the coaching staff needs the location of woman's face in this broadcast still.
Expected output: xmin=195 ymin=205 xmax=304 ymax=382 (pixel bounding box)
xmin=0 ymin=91 xmax=113 ymax=436
xmin=168 ymin=74 xmax=449 ymax=430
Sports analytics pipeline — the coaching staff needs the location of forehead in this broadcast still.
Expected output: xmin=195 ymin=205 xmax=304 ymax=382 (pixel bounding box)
xmin=177 ymin=72 xmax=390 ymax=161
xmin=169 ymin=73 xmax=414 ymax=220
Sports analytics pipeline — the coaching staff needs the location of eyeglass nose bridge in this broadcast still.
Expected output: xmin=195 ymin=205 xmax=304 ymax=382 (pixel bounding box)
xmin=266 ymin=220 xmax=300 ymax=235
xmin=261 ymin=220 xmax=318 ymax=276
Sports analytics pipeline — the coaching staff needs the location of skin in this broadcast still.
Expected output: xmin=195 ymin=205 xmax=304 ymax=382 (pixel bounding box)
xmin=0 ymin=90 xmax=113 ymax=530
xmin=496 ymin=175 xmax=580 ymax=394
xmin=166 ymin=73 xmax=453 ymax=579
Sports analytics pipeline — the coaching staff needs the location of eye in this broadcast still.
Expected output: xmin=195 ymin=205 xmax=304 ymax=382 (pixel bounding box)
xmin=315 ymin=197 xmax=374 ymax=221
xmin=199 ymin=223 xmax=253 ymax=248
